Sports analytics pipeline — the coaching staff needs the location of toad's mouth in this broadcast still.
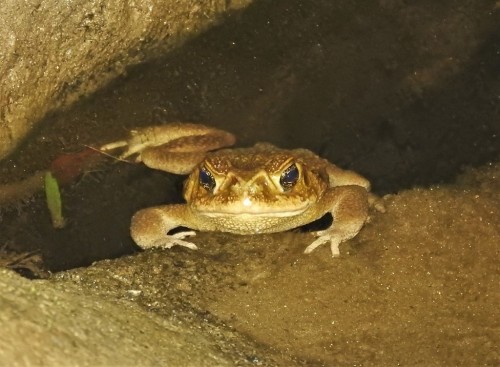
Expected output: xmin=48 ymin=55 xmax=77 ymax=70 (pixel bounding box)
xmin=201 ymin=208 xmax=307 ymax=217
xmin=193 ymin=202 xmax=310 ymax=217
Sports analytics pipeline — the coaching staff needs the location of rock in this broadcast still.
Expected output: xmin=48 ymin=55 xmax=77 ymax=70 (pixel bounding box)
xmin=0 ymin=268 xmax=238 ymax=366
xmin=0 ymin=0 xmax=251 ymax=160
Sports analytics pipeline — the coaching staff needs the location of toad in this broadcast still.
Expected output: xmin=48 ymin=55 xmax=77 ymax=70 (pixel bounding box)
xmin=101 ymin=123 xmax=377 ymax=256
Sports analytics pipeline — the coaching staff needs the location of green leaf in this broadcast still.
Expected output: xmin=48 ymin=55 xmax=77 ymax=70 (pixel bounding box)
xmin=44 ymin=171 xmax=65 ymax=229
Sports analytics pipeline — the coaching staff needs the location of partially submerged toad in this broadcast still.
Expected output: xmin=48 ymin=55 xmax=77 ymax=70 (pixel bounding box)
xmin=101 ymin=123 xmax=377 ymax=256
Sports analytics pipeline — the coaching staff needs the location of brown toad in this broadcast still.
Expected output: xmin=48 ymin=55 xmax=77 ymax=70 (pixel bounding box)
xmin=101 ymin=123 xmax=375 ymax=256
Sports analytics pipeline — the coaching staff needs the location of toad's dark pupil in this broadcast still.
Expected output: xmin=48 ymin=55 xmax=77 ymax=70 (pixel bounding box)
xmin=199 ymin=167 xmax=216 ymax=192
xmin=280 ymin=163 xmax=299 ymax=190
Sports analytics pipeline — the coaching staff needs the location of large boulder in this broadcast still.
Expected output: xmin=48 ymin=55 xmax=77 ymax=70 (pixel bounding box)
xmin=0 ymin=0 xmax=251 ymax=160
xmin=0 ymin=269 xmax=239 ymax=366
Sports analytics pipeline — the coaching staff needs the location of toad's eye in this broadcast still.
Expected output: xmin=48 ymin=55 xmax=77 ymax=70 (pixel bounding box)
xmin=199 ymin=167 xmax=216 ymax=192
xmin=280 ymin=163 xmax=299 ymax=191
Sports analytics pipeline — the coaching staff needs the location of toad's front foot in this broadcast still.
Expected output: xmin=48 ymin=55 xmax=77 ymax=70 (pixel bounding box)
xmin=304 ymin=185 xmax=369 ymax=257
xmin=304 ymin=230 xmax=344 ymax=257
xmin=135 ymin=230 xmax=198 ymax=251
xmin=163 ymin=231 xmax=198 ymax=250
xmin=130 ymin=205 xmax=200 ymax=251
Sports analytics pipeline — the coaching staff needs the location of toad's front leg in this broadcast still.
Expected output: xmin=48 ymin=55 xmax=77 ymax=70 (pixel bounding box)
xmin=304 ymin=185 xmax=369 ymax=257
xmin=131 ymin=204 xmax=202 ymax=250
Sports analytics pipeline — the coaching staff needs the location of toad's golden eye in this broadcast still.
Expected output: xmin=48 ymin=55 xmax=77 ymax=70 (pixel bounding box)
xmin=280 ymin=163 xmax=299 ymax=191
xmin=199 ymin=166 xmax=216 ymax=192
